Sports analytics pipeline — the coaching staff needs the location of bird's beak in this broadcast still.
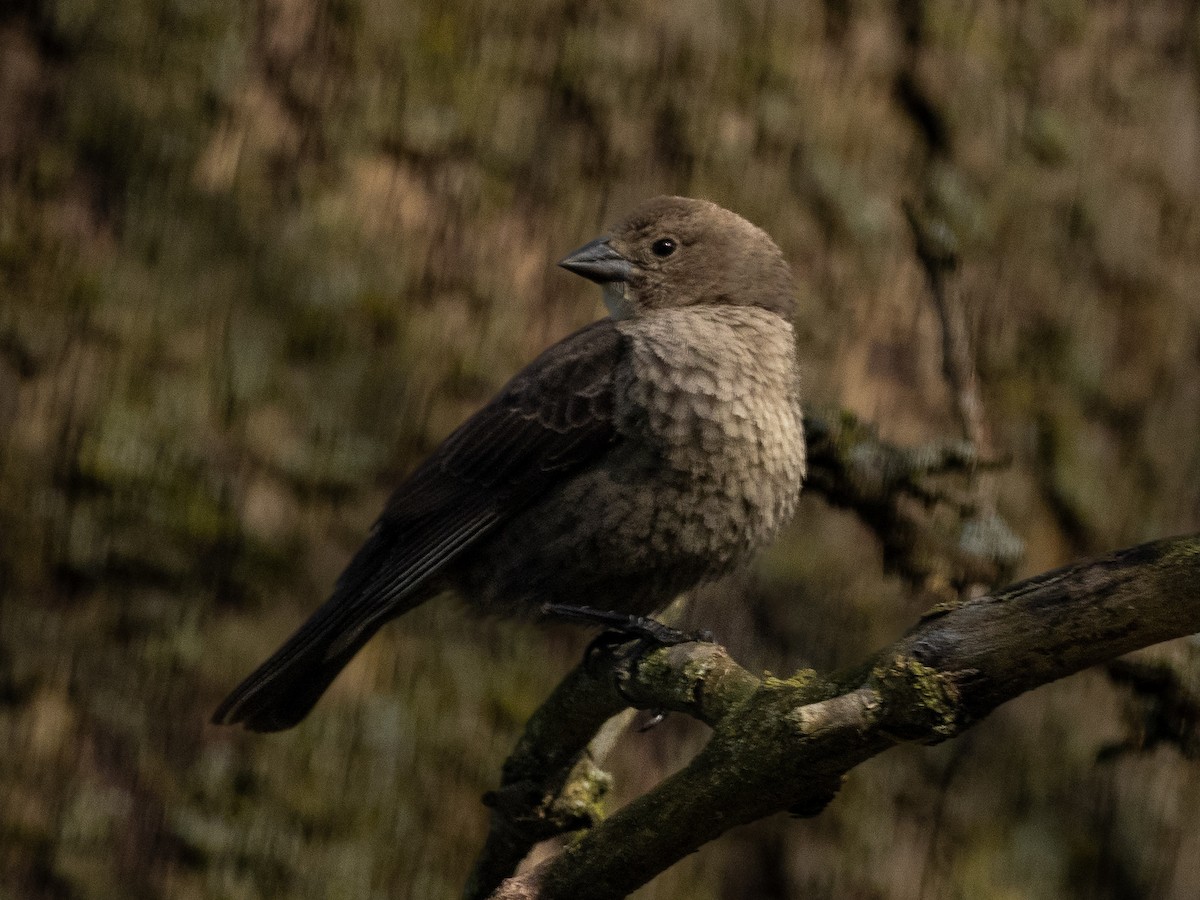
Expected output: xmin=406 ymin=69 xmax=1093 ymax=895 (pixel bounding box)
xmin=558 ymin=237 xmax=632 ymax=284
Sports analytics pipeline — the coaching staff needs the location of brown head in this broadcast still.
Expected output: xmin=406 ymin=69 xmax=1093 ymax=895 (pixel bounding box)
xmin=559 ymin=196 xmax=796 ymax=321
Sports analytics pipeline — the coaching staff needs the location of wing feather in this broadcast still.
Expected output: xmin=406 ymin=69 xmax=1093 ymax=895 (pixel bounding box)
xmin=213 ymin=318 xmax=626 ymax=730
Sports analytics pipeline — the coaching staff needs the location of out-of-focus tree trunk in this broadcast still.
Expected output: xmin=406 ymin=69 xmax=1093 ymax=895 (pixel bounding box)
xmin=3 ymin=1 xmax=1200 ymax=898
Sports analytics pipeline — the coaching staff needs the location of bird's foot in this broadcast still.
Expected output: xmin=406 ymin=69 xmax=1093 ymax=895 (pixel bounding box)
xmin=542 ymin=604 xmax=714 ymax=723
xmin=541 ymin=603 xmax=713 ymax=647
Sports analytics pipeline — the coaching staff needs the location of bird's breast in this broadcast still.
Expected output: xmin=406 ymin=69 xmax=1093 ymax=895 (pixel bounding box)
xmin=615 ymin=307 xmax=806 ymax=567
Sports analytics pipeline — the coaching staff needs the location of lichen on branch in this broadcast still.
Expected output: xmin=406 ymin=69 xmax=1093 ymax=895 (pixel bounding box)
xmin=478 ymin=533 xmax=1200 ymax=900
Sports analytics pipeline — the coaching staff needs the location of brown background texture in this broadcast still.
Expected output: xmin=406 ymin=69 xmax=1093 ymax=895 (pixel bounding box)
xmin=2 ymin=0 xmax=1200 ymax=897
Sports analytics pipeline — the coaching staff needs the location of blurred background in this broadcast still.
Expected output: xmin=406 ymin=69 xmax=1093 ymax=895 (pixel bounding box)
xmin=2 ymin=0 xmax=1200 ymax=897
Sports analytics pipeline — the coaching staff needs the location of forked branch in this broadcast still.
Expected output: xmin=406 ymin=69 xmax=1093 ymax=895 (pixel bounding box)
xmin=474 ymin=534 xmax=1200 ymax=900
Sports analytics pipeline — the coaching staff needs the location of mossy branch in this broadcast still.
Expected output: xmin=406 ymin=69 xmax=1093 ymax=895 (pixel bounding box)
xmin=475 ymin=533 xmax=1200 ymax=900
xmin=802 ymin=411 xmax=1023 ymax=594
xmin=464 ymin=644 xmax=760 ymax=898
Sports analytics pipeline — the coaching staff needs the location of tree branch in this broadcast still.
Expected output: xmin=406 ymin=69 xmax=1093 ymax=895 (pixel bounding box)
xmin=802 ymin=411 xmax=1022 ymax=592
xmin=480 ymin=533 xmax=1200 ymax=900
xmin=464 ymin=643 xmax=761 ymax=897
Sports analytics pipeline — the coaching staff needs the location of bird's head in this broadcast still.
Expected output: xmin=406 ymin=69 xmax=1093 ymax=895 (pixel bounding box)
xmin=559 ymin=196 xmax=796 ymax=321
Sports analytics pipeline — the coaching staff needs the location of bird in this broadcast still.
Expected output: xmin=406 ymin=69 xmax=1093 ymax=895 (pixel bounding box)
xmin=212 ymin=196 xmax=806 ymax=732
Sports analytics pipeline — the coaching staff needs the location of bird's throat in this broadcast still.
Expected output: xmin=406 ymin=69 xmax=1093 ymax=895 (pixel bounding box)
xmin=602 ymin=281 xmax=635 ymax=319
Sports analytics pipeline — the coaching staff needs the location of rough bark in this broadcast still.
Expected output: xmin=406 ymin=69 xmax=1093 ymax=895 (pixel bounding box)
xmin=476 ymin=534 xmax=1200 ymax=900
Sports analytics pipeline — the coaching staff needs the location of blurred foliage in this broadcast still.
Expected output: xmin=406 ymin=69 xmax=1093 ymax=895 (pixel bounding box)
xmin=1 ymin=0 xmax=1200 ymax=898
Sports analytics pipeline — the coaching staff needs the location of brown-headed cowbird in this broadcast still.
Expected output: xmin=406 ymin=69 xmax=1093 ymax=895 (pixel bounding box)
xmin=212 ymin=196 xmax=805 ymax=732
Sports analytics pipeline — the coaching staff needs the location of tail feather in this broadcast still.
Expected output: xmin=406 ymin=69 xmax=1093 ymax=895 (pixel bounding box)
xmin=212 ymin=505 xmax=501 ymax=732
xmin=212 ymin=582 xmax=435 ymax=732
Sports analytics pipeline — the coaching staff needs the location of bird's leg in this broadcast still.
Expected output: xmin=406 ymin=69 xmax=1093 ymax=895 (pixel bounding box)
xmin=542 ymin=603 xmax=715 ymax=730
xmin=541 ymin=603 xmax=714 ymax=647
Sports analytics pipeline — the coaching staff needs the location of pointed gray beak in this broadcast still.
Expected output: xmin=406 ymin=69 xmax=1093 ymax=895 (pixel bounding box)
xmin=558 ymin=237 xmax=632 ymax=284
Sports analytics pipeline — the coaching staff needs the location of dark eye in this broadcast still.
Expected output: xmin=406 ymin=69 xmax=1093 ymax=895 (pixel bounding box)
xmin=651 ymin=238 xmax=677 ymax=257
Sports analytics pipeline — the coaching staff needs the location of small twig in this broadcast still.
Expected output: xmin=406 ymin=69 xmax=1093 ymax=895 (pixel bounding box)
xmin=802 ymin=412 xmax=1023 ymax=593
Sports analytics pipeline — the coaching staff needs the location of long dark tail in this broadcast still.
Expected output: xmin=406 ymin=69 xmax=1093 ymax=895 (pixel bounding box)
xmin=211 ymin=580 xmax=437 ymax=732
xmin=213 ymin=477 xmax=502 ymax=732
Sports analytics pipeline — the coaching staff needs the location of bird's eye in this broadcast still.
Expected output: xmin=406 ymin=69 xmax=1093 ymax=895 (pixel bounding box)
xmin=651 ymin=238 xmax=677 ymax=258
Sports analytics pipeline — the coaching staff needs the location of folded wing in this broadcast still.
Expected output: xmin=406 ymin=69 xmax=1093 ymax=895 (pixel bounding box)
xmin=212 ymin=319 xmax=625 ymax=730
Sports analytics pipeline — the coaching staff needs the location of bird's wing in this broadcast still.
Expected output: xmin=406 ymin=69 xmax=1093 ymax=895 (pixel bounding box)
xmin=333 ymin=315 xmax=624 ymax=611
xmin=212 ymin=318 xmax=625 ymax=730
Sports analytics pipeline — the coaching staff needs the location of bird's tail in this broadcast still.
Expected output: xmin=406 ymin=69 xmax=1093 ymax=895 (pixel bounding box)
xmin=211 ymin=580 xmax=437 ymax=732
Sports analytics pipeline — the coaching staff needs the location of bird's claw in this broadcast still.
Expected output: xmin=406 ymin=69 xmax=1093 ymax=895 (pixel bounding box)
xmin=540 ymin=604 xmax=714 ymax=718
xmin=637 ymin=709 xmax=668 ymax=732
xmin=543 ymin=602 xmax=711 ymax=646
